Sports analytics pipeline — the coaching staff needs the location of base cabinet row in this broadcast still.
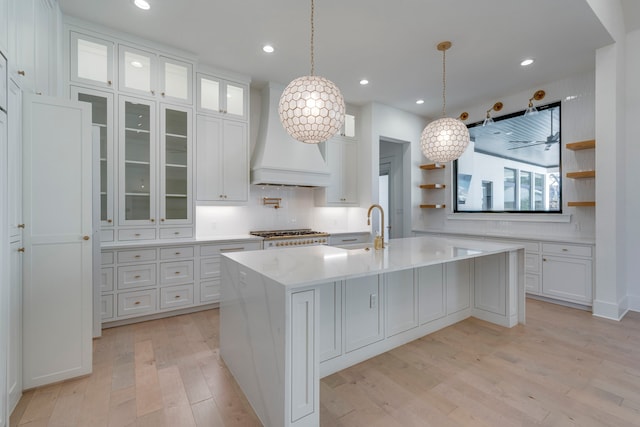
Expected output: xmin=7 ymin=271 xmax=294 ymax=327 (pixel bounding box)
xmin=101 ymin=240 xmax=260 ymax=324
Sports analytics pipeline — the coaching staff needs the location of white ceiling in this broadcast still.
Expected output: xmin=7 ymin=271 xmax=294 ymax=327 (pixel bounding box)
xmin=58 ymin=0 xmax=621 ymax=119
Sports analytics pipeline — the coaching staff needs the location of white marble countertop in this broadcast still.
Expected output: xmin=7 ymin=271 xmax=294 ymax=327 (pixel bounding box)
xmin=223 ymin=236 xmax=524 ymax=288
xmin=101 ymin=234 xmax=263 ymax=250
xmin=413 ymin=229 xmax=596 ymax=245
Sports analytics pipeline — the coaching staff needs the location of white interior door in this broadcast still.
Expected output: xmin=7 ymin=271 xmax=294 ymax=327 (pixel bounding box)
xmin=0 ymin=110 xmax=8 ymax=427
xmin=22 ymin=94 xmax=93 ymax=388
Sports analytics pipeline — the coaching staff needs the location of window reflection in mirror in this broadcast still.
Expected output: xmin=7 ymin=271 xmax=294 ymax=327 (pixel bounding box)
xmin=454 ymin=102 xmax=561 ymax=213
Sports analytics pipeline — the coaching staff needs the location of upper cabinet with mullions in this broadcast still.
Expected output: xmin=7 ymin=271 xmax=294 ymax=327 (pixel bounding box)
xmin=197 ymin=73 xmax=247 ymax=120
xmin=119 ymin=44 xmax=193 ymax=105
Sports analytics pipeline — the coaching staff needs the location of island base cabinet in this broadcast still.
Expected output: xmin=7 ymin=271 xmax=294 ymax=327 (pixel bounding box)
xmin=386 ymin=269 xmax=418 ymax=337
xmin=446 ymin=260 xmax=472 ymax=314
xmin=417 ymin=264 xmax=446 ymax=324
xmin=290 ymin=290 xmax=317 ymax=424
xmin=318 ymin=282 xmax=342 ymax=362
xmin=344 ymin=276 xmax=383 ymax=353
xmin=474 ymin=253 xmax=507 ymax=316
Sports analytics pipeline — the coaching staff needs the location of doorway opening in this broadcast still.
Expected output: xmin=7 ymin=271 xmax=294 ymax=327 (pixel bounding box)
xmin=379 ymin=138 xmax=409 ymax=239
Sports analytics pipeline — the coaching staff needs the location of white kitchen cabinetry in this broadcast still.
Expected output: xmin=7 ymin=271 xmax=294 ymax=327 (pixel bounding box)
xmin=0 ymin=0 xmax=7 ymax=53
xmin=417 ymin=264 xmax=445 ymax=324
xmin=344 ymin=275 xmax=383 ymax=352
xmin=315 ymin=136 xmax=358 ymax=206
xmin=118 ymin=97 xmax=193 ymax=236
xmin=71 ymin=86 xmax=115 ymax=233
xmin=0 ymin=110 xmax=7 ymax=427
xmin=70 ymin=31 xmax=114 ymax=89
xmin=318 ymin=282 xmax=342 ymax=362
xmin=195 ymin=114 xmax=248 ymax=203
xmin=197 ymin=72 xmax=247 ymax=120
xmin=118 ymin=44 xmax=193 ymax=105
xmin=22 ymin=94 xmax=93 ymax=388
xmin=8 ymin=241 xmax=23 ymax=414
xmin=542 ymin=243 xmax=593 ymax=305
xmin=328 ymin=232 xmax=370 ymax=246
xmin=446 ymin=260 xmax=472 ymax=314
xmin=8 ymin=0 xmax=57 ymax=94
xmin=386 ymin=269 xmax=418 ymax=337
xmin=8 ymin=79 xmax=21 ymax=239
xmin=101 ymin=240 xmax=260 ymax=326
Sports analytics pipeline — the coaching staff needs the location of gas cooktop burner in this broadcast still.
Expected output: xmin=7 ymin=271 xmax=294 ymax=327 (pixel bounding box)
xmin=250 ymin=229 xmax=328 ymax=239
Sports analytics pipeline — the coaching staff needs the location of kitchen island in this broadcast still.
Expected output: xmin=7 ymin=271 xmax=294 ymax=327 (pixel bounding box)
xmin=220 ymin=236 xmax=525 ymax=427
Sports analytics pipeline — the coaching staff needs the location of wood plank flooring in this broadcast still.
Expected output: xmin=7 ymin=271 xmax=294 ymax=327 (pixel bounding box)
xmin=11 ymin=299 xmax=640 ymax=426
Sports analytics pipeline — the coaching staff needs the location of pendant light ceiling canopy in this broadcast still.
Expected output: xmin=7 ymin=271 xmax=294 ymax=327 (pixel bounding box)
xmin=420 ymin=41 xmax=470 ymax=163
xmin=279 ymin=0 xmax=345 ymax=144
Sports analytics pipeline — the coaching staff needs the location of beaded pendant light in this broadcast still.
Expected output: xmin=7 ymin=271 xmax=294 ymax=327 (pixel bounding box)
xmin=420 ymin=41 xmax=470 ymax=162
xmin=278 ymin=0 xmax=345 ymax=144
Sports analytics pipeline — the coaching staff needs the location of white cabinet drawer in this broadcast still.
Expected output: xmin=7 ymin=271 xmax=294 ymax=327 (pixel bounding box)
xmin=525 ymin=253 xmax=540 ymax=274
xmin=117 ymin=248 xmax=157 ymax=263
xmin=117 ymin=264 xmax=157 ymax=290
xmin=542 ymin=243 xmax=591 ymax=258
xmin=159 ymin=227 xmax=193 ymax=239
xmin=200 ymin=257 xmax=220 ymax=279
xmin=101 ymin=295 xmax=114 ymax=320
xmin=117 ymin=289 xmax=158 ymax=317
xmin=160 ymin=246 xmax=195 ymax=260
xmin=200 ymin=280 xmax=220 ymax=303
xmin=101 ymin=267 xmax=114 ymax=292
xmin=200 ymin=242 xmax=261 ymax=257
xmin=101 ymin=251 xmax=114 ymax=265
xmin=160 ymin=260 xmax=194 ymax=286
xmin=118 ymin=228 xmax=157 ymax=241
xmin=329 ymin=233 xmax=369 ymax=245
xmin=160 ymin=284 xmax=194 ymax=309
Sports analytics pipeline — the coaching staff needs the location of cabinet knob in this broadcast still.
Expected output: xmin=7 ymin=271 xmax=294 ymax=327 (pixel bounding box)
xmin=18 ymin=248 xmax=25 ymax=253
xmin=107 ymin=219 xmax=113 ymax=223
xmin=151 ymin=90 xmax=155 ymax=95
xmin=83 ymin=235 xmax=90 ymax=240
xmin=150 ymin=218 xmax=155 ymax=222
xmin=175 ymin=271 xmax=180 ymax=275
xmin=160 ymin=218 xmax=165 ymax=222
xmin=107 ymin=80 xmax=112 ymax=86
xmin=36 ymin=91 xmax=42 ymax=95
xmin=543 ymin=258 xmax=547 ymax=262
xmin=135 ymin=233 xmax=141 ymax=237
xmin=18 ymin=224 xmax=25 ymax=229
xmin=161 ymin=92 xmax=165 ymax=97
xmin=18 ymin=70 xmax=25 ymax=76
xmin=175 ymin=295 xmax=180 ymax=299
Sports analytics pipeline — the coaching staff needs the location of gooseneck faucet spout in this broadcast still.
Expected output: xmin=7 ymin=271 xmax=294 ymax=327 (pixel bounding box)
xmin=367 ymin=204 xmax=385 ymax=248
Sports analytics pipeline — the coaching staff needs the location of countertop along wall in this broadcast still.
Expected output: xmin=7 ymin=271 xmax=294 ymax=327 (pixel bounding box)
xmin=413 ymin=70 xmax=597 ymax=242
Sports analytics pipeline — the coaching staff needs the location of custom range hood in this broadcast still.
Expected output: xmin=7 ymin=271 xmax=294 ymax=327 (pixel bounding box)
xmin=251 ymin=82 xmax=330 ymax=187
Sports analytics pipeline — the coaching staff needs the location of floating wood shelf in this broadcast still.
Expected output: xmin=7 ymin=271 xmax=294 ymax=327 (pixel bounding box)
xmin=566 ymin=170 xmax=595 ymax=179
xmin=566 ymin=139 xmax=595 ymax=151
xmin=420 ymin=163 xmax=446 ymax=170
xmin=568 ymin=201 xmax=596 ymax=207
xmin=419 ymin=184 xmax=446 ymax=189
xmin=420 ymin=204 xmax=446 ymax=209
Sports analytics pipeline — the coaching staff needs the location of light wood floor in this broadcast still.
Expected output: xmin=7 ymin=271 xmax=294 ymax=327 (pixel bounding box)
xmin=10 ymin=299 xmax=640 ymax=427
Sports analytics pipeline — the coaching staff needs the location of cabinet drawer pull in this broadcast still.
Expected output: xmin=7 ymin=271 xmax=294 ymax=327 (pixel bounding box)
xmin=342 ymin=238 xmax=358 ymax=242
xmin=174 ymin=295 xmax=181 ymax=299
xmin=135 ymin=233 xmax=141 ymax=237
xmin=174 ymin=232 xmax=180 ymax=235
xmin=18 ymin=224 xmax=25 ymax=229
xmin=134 ymin=301 xmax=141 ymax=305
xmin=134 ymin=275 xmax=141 ymax=279
xmin=175 ymin=252 xmax=181 ymax=255
xmin=134 ymin=255 xmax=141 ymax=258
xmin=18 ymin=248 xmax=25 ymax=253
xmin=562 ymin=248 xmax=568 ymax=252
xmin=18 ymin=70 xmax=25 ymax=76
xmin=175 ymin=271 xmax=181 ymax=275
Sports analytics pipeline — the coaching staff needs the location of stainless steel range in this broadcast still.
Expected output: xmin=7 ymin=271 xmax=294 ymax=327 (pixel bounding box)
xmin=250 ymin=229 xmax=329 ymax=250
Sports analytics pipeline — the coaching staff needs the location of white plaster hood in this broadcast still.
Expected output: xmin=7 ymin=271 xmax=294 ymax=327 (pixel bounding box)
xmin=251 ymin=82 xmax=330 ymax=187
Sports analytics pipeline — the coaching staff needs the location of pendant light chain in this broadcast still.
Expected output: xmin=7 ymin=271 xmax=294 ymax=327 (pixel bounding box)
xmin=310 ymin=0 xmax=315 ymax=76
xmin=441 ymin=48 xmax=446 ymax=117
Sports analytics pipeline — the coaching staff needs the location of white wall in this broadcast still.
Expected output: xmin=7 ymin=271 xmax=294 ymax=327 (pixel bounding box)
xmin=414 ymin=70 xmax=596 ymax=240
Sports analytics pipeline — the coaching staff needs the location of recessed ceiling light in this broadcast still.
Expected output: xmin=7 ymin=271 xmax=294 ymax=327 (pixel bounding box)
xmin=416 ymin=99 xmax=425 ymax=105
xmin=134 ymin=0 xmax=150 ymax=10
xmin=131 ymin=61 xmax=143 ymax=68
xmin=359 ymin=79 xmax=369 ymax=85
xmin=263 ymin=45 xmax=275 ymax=53
xmin=520 ymin=58 xmax=534 ymax=67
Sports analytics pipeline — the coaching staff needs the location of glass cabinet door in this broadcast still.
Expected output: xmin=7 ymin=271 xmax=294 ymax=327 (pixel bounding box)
xmin=159 ymin=56 xmax=192 ymax=104
xmin=70 ymin=32 xmax=114 ymax=89
xmin=160 ymin=105 xmax=191 ymax=224
xmin=119 ymin=96 xmax=156 ymax=225
xmin=118 ymin=45 xmax=157 ymax=97
xmin=197 ymin=73 xmax=247 ymax=119
xmin=71 ymin=86 xmax=114 ymax=227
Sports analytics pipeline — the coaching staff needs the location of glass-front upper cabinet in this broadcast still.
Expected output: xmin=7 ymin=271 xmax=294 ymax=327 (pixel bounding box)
xmin=70 ymin=32 xmax=114 ymax=89
xmin=118 ymin=95 xmax=156 ymax=226
xmin=71 ymin=86 xmax=114 ymax=228
xmin=118 ymin=44 xmax=156 ymax=97
xmin=160 ymin=105 xmax=191 ymax=224
xmin=159 ymin=56 xmax=193 ymax=104
xmin=197 ymin=73 xmax=247 ymax=119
